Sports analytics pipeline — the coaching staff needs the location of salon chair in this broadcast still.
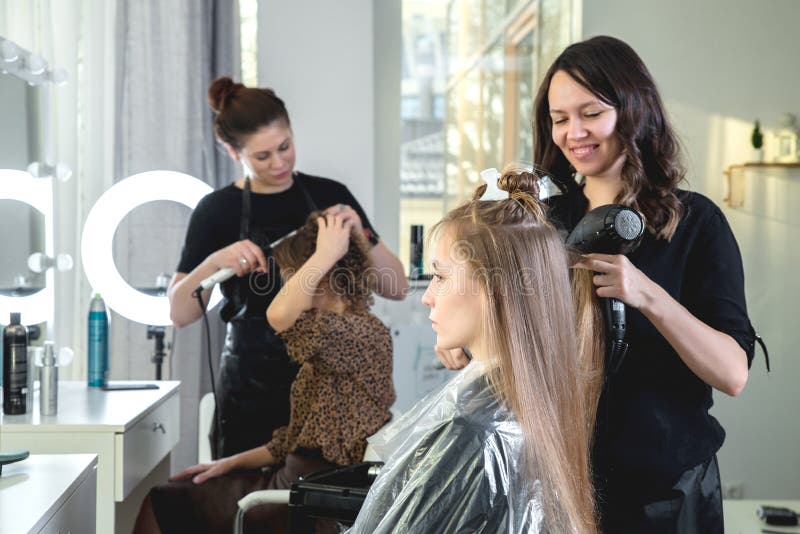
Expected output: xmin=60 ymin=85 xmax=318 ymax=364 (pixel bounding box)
xmin=232 ymin=412 xmax=396 ymax=534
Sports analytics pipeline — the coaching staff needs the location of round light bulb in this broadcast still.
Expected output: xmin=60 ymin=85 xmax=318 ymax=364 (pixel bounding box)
xmin=56 ymin=163 xmax=72 ymax=182
xmin=56 ymin=253 xmax=74 ymax=272
xmin=27 ymin=54 xmax=46 ymax=75
xmin=58 ymin=346 xmax=75 ymax=366
xmin=50 ymin=68 xmax=68 ymax=85
xmin=1 ymin=40 xmax=18 ymax=62
xmin=26 ymin=161 xmax=71 ymax=181
xmin=28 ymin=252 xmax=51 ymax=273
xmin=27 ymin=161 xmax=47 ymax=178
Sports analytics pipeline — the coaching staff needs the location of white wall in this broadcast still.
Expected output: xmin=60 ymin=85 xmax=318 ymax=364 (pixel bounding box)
xmin=258 ymin=0 xmax=376 ymax=216
xmin=583 ymin=0 xmax=800 ymax=498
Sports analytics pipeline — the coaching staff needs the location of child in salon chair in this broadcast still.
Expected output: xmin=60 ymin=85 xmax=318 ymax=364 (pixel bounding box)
xmin=133 ymin=209 xmax=395 ymax=534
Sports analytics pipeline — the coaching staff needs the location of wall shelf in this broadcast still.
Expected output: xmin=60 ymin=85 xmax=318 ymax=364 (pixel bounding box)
xmin=724 ymin=162 xmax=800 ymax=176
xmin=724 ymin=162 xmax=800 ymax=208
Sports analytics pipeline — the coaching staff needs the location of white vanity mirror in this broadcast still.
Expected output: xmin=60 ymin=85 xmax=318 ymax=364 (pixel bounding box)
xmin=0 ymin=35 xmax=71 ymax=356
xmin=0 ymin=56 xmax=50 ymax=332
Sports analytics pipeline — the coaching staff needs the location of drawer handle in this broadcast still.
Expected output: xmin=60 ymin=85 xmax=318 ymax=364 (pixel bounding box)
xmin=152 ymin=422 xmax=166 ymax=434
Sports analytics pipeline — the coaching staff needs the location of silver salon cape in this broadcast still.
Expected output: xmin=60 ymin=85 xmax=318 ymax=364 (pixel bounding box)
xmin=347 ymin=360 xmax=547 ymax=533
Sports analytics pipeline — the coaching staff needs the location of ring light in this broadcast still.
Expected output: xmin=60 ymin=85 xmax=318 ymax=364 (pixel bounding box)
xmin=81 ymin=170 xmax=220 ymax=325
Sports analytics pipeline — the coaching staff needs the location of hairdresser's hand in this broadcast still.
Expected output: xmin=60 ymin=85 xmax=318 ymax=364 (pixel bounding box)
xmin=572 ymin=253 xmax=657 ymax=311
xmin=325 ymin=203 xmax=364 ymax=235
xmin=169 ymin=457 xmax=236 ymax=485
xmin=434 ymin=346 xmax=470 ymax=370
xmin=208 ymin=239 xmax=268 ymax=277
xmin=314 ymin=213 xmax=355 ymax=267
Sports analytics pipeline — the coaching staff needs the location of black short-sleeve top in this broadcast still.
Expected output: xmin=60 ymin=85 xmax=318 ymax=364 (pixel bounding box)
xmin=176 ymin=172 xmax=379 ymax=319
xmin=548 ymin=185 xmax=756 ymax=490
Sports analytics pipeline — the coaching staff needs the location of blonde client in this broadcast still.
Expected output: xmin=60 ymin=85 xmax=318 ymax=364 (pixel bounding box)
xmin=347 ymin=166 xmax=603 ymax=533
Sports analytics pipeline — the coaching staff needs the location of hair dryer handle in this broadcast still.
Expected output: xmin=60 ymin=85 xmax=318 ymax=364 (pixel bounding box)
xmin=603 ymin=297 xmax=630 ymax=372
xmin=603 ymin=297 xmax=626 ymax=342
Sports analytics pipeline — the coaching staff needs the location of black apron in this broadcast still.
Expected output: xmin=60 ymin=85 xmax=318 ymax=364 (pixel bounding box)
xmin=598 ymin=455 xmax=723 ymax=533
xmin=210 ymin=176 xmax=318 ymax=458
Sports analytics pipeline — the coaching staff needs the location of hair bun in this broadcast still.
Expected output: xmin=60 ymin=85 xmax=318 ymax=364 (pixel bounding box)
xmin=208 ymin=76 xmax=245 ymax=114
xmin=472 ymin=164 xmax=545 ymax=201
xmin=470 ymin=164 xmax=549 ymax=223
xmin=498 ymin=165 xmax=545 ymax=198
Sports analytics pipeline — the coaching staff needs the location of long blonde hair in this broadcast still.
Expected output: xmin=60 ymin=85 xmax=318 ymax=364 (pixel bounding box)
xmin=431 ymin=165 xmax=603 ymax=532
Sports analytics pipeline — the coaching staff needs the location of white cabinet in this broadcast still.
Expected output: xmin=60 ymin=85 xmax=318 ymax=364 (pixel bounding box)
xmin=114 ymin=388 xmax=180 ymax=501
xmin=0 ymin=381 xmax=180 ymax=534
xmin=0 ymin=454 xmax=97 ymax=534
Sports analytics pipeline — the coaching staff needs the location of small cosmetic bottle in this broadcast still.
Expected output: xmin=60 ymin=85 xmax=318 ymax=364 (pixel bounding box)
xmin=39 ymin=341 xmax=58 ymax=416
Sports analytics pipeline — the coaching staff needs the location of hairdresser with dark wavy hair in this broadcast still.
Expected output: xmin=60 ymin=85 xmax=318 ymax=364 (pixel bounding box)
xmin=166 ymin=77 xmax=407 ymax=460
xmin=533 ymin=36 xmax=757 ymax=532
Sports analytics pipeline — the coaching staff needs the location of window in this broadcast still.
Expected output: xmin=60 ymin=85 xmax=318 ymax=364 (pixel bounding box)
xmin=240 ymin=0 xmax=258 ymax=87
xmin=399 ymin=0 xmax=575 ymax=275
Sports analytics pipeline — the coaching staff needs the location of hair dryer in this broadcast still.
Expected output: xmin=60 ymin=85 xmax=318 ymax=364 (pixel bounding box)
xmin=566 ymin=204 xmax=644 ymax=371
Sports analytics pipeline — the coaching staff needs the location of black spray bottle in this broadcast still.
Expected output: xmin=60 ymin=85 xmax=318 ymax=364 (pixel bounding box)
xmin=409 ymin=225 xmax=424 ymax=280
xmin=2 ymin=312 xmax=28 ymax=415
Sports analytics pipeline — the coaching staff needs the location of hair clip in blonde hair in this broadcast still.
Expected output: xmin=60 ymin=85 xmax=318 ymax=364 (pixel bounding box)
xmin=479 ymin=168 xmax=509 ymax=201
xmin=537 ymin=175 xmax=563 ymax=200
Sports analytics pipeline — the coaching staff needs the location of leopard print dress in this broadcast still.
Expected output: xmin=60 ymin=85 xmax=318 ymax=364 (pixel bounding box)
xmin=267 ymin=308 xmax=396 ymax=466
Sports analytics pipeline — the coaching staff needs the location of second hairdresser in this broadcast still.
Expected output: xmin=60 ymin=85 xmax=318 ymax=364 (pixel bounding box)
xmin=533 ymin=36 xmax=757 ymax=532
xmin=168 ymin=77 xmax=407 ymax=458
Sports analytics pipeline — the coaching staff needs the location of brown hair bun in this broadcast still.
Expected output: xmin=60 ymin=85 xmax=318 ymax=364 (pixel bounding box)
xmin=470 ymin=164 xmax=548 ymax=223
xmin=208 ymin=76 xmax=245 ymax=114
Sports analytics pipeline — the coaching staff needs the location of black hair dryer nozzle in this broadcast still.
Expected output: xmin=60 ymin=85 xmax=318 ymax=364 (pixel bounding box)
xmin=565 ymin=204 xmax=644 ymax=256
xmin=566 ymin=204 xmax=644 ymax=370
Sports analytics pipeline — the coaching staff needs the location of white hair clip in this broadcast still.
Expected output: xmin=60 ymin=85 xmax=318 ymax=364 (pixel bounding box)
xmin=537 ymin=175 xmax=563 ymax=200
xmin=479 ymin=168 xmax=508 ymax=201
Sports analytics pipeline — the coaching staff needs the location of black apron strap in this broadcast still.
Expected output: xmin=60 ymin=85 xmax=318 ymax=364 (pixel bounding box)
xmin=240 ymin=176 xmax=252 ymax=240
xmin=293 ymin=172 xmax=319 ymax=213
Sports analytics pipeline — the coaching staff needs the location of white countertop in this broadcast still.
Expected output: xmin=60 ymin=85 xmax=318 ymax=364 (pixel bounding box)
xmin=0 ymin=453 xmax=97 ymax=533
xmin=0 ymin=381 xmax=180 ymax=432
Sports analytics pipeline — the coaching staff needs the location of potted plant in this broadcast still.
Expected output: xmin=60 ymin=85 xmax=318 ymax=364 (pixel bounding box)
xmin=751 ymin=120 xmax=764 ymax=162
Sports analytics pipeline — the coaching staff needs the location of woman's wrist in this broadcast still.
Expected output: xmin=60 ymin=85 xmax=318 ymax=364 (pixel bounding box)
xmin=638 ymin=278 xmax=669 ymax=320
xmin=228 ymin=447 xmax=270 ymax=470
xmin=235 ymin=451 xmax=253 ymax=468
xmin=202 ymin=250 xmax=224 ymax=271
xmin=218 ymin=454 xmax=238 ymax=473
xmin=308 ymin=250 xmax=337 ymax=273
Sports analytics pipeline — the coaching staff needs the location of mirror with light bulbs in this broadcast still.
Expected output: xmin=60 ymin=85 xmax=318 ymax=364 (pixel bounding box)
xmin=0 ymin=35 xmax=71 ymax=336
xmin=0 ymin=48 xmax=46 ymax=295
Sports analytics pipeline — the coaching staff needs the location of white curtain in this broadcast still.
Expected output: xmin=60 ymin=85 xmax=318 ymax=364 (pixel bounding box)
xmin=1 ymin=0 xmax=242 ymax=472
xmin=111 ymin=0 xmax=241 ymax=472
xmin=0 ymin=0 xmax=100 ymax=379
